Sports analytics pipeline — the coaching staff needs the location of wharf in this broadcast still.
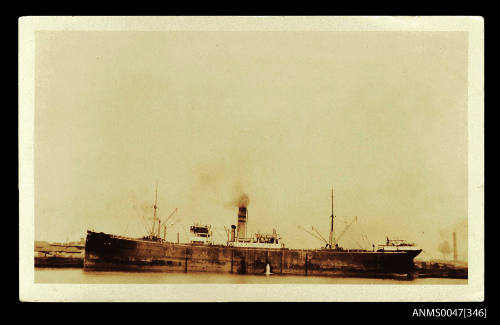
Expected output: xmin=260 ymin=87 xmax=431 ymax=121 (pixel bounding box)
xmin=35 ymin=240 xmax=84 ymax=268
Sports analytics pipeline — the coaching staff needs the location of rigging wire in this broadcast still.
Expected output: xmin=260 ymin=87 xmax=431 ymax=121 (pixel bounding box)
xmin=358 ymin=220 xmax=372 ymax=248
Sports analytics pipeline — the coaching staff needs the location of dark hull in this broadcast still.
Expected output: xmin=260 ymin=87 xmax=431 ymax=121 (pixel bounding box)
xmin=84 ymin=231 xmax=421 ymax=277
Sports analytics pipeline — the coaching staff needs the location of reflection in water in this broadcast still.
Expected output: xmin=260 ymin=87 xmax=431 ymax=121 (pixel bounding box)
xmin=35 ymin=268 xmax=467 ymax=285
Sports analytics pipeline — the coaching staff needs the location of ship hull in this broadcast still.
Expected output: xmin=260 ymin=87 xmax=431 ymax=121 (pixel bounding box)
xmin=84 ymin=231 xmax=421 ymax=277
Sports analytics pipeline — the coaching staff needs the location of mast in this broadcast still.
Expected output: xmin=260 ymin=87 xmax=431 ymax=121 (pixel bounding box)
xmin=151 ymin=181 xmax=159 ymax=237
xmin=328 ymin=188 xmax=335 ymax=249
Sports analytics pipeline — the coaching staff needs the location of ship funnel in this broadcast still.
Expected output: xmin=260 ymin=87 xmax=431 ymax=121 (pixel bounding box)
xmin=230 ymin=225 xmax=236 ymax=242
xmin=237 ymin=207 xmax=247 ymax=240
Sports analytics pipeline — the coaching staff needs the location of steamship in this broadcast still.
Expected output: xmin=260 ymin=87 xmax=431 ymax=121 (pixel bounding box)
xmin=84 ymin=189 xmax=422 ymax=278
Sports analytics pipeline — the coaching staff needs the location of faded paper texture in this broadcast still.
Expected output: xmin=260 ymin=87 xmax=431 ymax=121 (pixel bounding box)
xmin=19 ymin=16 xmax=484 ymax=302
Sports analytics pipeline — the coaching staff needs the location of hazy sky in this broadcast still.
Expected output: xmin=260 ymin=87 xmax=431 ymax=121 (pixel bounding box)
xmin=35 ymin=31 xmax=468 ymax=260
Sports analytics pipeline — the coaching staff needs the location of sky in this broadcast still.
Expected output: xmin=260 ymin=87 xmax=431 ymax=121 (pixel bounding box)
xmin=34 ymin=31 xmax=468 ymax=261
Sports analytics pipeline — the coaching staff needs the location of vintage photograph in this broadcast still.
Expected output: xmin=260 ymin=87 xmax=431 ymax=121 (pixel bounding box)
xmin=19 ymin=16 xmax=484 ymax=302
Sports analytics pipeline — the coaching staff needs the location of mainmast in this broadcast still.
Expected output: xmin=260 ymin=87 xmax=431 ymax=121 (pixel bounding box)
xmin=328 ymin=188 xmax=335 ymax=249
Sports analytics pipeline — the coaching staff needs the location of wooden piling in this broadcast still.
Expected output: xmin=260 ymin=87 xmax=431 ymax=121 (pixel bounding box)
xmin=305 ymin=252 xmax=308 ymax=276
xmin=280 ymin=249 xmax=283 ymax=274
xmin=230 ymin=248 xmax=234 ymax=273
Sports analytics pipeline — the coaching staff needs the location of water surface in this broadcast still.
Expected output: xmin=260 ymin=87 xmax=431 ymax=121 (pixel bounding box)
xmin=35 ymin=268 xmax=467 ymax=285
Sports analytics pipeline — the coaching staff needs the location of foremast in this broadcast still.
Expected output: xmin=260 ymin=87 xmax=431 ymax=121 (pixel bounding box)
xmin=328 ymin=188 xmax=335 ymax=249
xmin=151 ymin=181 xmax=159 ymax=237
xmin=146 ymin=181 xmax=178 ymax=241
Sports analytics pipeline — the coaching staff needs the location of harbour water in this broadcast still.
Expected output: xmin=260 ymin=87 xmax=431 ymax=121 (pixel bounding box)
xmin=35 ymin=268 xmax=467 ymax=285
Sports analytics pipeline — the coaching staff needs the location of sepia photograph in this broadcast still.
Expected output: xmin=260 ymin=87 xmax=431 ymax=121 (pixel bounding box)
xmin=19 ymin=16 xmax=484 ymax=302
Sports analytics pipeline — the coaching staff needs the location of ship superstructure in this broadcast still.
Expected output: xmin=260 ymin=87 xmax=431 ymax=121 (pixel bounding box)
xmin=225 ymin=204 xmax=284 ymax=249
xmin=189 ymin=224 xmax=213 ymax=245
xmin=377 ymin=238 xmax=421 ymax=252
